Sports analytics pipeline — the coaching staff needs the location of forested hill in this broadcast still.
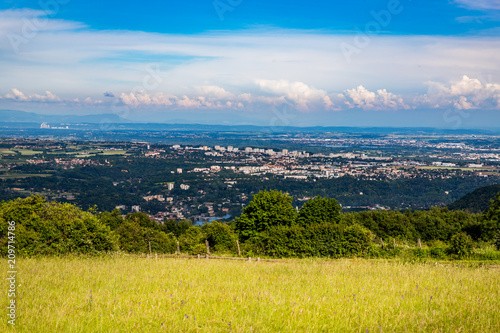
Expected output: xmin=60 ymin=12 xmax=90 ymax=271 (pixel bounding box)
xmin=448 ymin=184 xmax=500 ymax=213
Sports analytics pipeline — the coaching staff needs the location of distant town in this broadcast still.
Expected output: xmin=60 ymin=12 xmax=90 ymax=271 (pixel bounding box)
xmin=0 ymin=124 xmax=498 ymax=222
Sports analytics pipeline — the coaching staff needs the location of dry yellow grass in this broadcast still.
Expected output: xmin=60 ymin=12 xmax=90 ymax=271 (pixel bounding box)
xmin=2 ymin=255 xmax=499 ymax=332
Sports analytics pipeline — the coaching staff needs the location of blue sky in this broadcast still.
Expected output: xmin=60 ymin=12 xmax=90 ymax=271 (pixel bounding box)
xmin=2 ymin=0 xmax=498 ymax=35
xmin=0 ymin=0 xmax=499 ymax=128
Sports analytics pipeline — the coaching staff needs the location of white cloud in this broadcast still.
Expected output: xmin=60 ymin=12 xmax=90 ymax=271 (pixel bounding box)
xmin=454 ymin=0 xmax=500 ymax=10
xmin=4 ymin=77 xmax=498 ymax=113
xmin=342 ymin=85 xmax=408 ymax=110
xmin=256 ymin=79 xmax=333 ymax=110
xmin=4 ymin=88 xmax=28 ymax=101
xmin=0 ymin=9 xmax=85 ymax=33
xmin=0 ymin=9 xmax=85 ymax=53
xmin=120 ymin=80 xmax=334 ymax=111
xmin=119 ymin=90 xmax=240 ymax=110
xmin=454 ymin=96 xmax=474 ymax=110
xmin=0 ymin=9 xmax=499 ymax=115
xmin=423 ymin=75 xmax=500 ymax=110
xmin=120 ymin=91 xmax=175 ymax=107
xmin=2 ymin=88 xmax=60 ymax=102
xmin=198 ymin=85 xmax=233 ymax=99
xmin=1 ymin=8 xmax=499 ymax=101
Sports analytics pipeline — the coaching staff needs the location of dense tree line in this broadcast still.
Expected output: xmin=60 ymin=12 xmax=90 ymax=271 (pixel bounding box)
xmin=448 ymin=184 xmax=500 ymax=212
xmin=1 ymin=191 xmax=499 ymax=259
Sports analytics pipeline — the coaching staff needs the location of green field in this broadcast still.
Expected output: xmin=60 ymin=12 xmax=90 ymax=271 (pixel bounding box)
xmin=0 ymin=173 xmax=52 ymax=179
xmin=2 ymin=256 xmax=499 ymax=332
xmin=416 ymin=166 xmax=495 ymax=172
xmin=47 ymin=149 xmax=129 ymax=157
xmin=99 ymin=149 xmax=128 ymax=156
xmin=14 ymin=149 xmax=44 ymax=156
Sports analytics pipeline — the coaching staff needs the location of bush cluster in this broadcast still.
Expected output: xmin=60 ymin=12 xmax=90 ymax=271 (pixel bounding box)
xmin=1 ymin=191 xmax=498 ymax=259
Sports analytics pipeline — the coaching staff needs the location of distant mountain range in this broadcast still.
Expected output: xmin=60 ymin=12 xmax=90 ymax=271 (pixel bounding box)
xmin=449 ymin=184 xmax=500 ymax=213
xmin=1 ymin=109 xmax=499 ymax=135
xmin=0 ymin=110 xmax=127 ymax=124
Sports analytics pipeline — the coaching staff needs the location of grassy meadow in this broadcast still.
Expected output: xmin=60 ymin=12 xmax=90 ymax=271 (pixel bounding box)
xmin=2 ymin=256 xmax=499 ymax=332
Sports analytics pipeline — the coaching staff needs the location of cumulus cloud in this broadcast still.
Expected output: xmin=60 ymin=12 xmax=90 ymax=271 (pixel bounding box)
xmin=8 ymin=78 xmax=499 ymax=114
xmin=0 ymin=88 xmax=109 ymax=106
xmin=119 ymin=81 xmax=336 ymax=111
xmin=423 ymin=75 xmax=500 ymax=110
xmin=120 ymin=91 xmax=175 ymax=107
xmin=341 ymin=85 xmax=408 ymax=110
xmin=118 ymin=90 xmax=244 ymax=110
xmin=79 ymin=97 xmax=104 ymax=105
xmin=4 ymin=88 xmax=28 ymax=101
xmin=1 ymin=8 xmax=500 ymax=117
xmin=454 ymin=0 xmax=500 ymax=10
xmin=256 ymin=79 xmax=333 ymax=110
xmin=2 ymin=88 xmax=60 ymax=102
xmin=198 ymin=85 xmax=233 ymax=99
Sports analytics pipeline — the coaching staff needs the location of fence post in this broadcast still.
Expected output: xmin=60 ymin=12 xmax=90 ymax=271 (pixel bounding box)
xmin=205 ymin=239 xmax=210 ymax=256
xmin=418 ymin=238 xmax=422 ymax=249
xmin=236 ymin=239 xmax=241 ymax=257
xmin=176 ymin=241 xmax=180 ymax=255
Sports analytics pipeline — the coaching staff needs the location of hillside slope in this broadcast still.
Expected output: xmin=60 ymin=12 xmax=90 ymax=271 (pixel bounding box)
xmin=448 ymin=184 xmax=500 ymax=212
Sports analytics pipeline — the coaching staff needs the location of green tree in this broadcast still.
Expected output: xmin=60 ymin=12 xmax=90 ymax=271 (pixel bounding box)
xmin=125 ymin=212 xmax=159 ymax=230
xmin=98 ymin=209 xmax=124 ymax=229
xmin=233 ymin=215 xmax=256 ymax=241
xmin=297 ymin=196 xmax=341 ymax=225
xmin=482 ymin=193 xmax=500 ymax=244
xmin=234 ymin=190 xmax=297 ymax=239
xmin=0 ymin=196 xmax=118 ymax=256
xmin=163 ymin=219 xmax=192 ymax=237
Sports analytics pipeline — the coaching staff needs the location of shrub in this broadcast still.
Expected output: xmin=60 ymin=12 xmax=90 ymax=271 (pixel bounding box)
xmin=259 ymin=225 xmax=309 ymax=258
xmin=411 ymin=248 xmax=429 ymax=259
xmin=449 ymin=232 xmax=474 ymax=258
xmin=494 ymin=231 xmax=500 ymax=251
xmin=179 ymin=226 xmax=206 ymax=254
xmin=258 ymin=223 xmax=374 ymax=258
xmin=202 ymin=221 xmax=238 ymax=253
xmin=430 ymin=247 xmax=447 ymax=259
xmin=115 ymin=221 xmax=176 ymax=253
